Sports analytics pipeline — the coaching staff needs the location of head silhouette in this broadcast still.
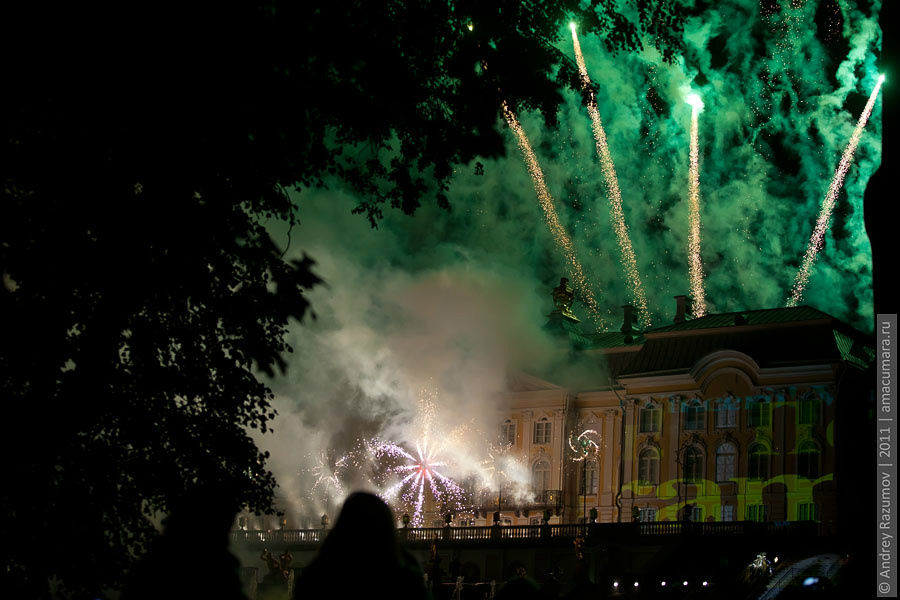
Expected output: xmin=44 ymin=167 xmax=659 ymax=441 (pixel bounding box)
xmin=320 ymin=491 xmax=399 ymax=558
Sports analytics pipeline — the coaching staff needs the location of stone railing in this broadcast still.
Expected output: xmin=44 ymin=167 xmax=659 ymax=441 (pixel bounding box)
xmin=474 ymin=490 xmax=563 ymax=512
xmin=229 ymin=519 xmax=820 ymax=547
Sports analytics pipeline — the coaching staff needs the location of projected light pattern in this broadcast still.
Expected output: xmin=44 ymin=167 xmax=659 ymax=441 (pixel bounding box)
xmin=502 ymin=101 xmax=608 ymax=330
xmin=570 ymin=25 xmax=651 ymax=329
xmin=687 ymin=102 xmax=708 ymax=317
xmin=787 ymin=75 xmax=884 ymax=306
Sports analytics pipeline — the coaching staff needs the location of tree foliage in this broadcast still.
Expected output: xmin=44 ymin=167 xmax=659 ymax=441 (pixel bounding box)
xmin=2 ymin=1 xmax=684 ymax=597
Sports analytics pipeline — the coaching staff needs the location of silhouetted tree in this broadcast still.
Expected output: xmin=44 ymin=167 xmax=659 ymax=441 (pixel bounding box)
xmin=2 ymin=1 xmax=685 ymax=597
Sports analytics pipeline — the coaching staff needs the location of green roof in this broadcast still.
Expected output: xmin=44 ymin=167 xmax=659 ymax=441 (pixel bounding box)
xmin=644 ymin=305 xmax=833 ymax=334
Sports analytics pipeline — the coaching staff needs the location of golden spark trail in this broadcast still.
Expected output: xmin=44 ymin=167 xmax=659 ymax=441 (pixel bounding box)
xmin=570 ymin=25 xmax=651 ymax=329
xmin=502 ymin=101 xmax=607 ymax=330
xmin=687 ymin=102 xmax=707 ymax=317
xmin=787 ymin=75 xmax=884 ymax=306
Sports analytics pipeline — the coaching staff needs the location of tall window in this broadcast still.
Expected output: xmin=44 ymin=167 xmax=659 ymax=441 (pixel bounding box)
xmin=716 ymin=397 xmax=738 ymax=428
xmin=581 ymin=460 xmax=598 ymax=494
xmin=533 ymin=418 xmax=552 ymax=444
xmin=683 ymin=446 xmax=703 ymax=484
xmin=748 ymin=442 xmax=769 ymax=480
xmin=798 ymin=440 xmax=821 ymax=479
xmin=532 ymin=460 xmax=550 ymax=491
xmin=721 ymin=505 xmax=735 ymax=522
xmin=501 ymin=419 xmax=516 ymax=445
xmin=685 ymin=400 xmax=705 ymax=431
xmin=798 ymin=394 xmax=822 ymax=425
xmin=638 ymin=448 xmax=659 ymax=485
xmin=748 ymin=396 xmax=771 ymax=428
xmin=689 ymin=506 xmax=703 ymax=522
xmin=747 ymin=504 xmax=768 ymax=522
xmin=797 ymin=502 xmax=820 ymax=521
xmin=640 ymin=403 xmax=661 ymax=433
xmin=716 ymin=442 xmax=737 ymax=482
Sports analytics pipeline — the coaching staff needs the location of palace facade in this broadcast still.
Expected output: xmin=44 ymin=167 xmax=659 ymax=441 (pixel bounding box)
xmin=471 ymin=279 xmax=873 ymax=532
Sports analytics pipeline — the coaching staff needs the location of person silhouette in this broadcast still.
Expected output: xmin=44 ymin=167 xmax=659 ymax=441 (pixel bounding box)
xmin=294 ymin=492 xmax=427 ymax=599
xmin=122 ymin=484 xmax=245 ymax=600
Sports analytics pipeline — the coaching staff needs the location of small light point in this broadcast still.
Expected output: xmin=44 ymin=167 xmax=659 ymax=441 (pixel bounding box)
xmin=879 ymin=73 xmax=886 ymax=84
xmin=569 ymin=22 xmax=577 ymax=32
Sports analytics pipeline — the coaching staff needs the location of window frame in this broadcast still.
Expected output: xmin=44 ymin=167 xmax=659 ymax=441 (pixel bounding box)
xmin=639 ymin=403 xmax=661 ymax=433
xmin=532 ymin=459 xmax=551 ymax=491
xmin=685 ymin=399 xmax=705 ymax=431
xmin=747 ymin=503 xmax=768 ymax=522
xmin=683 ymin=445 xmax=704 ymax=484
xmin=798 ymin=394 xmax=822 ymax=426
xmin=638 ymin=447 xmax=660 ymax=485
xmin=721 ymin=504 xmax=735 ymax=522
xmin=748 ymin=396 xmax=771 ymax=428
xmin=716 ymin=397 xmax=738 ymax=428
xmin=715 ymin=442 xmax=737 ymax=482
xmin=748 ymin=442 xmax=770 ymax=481
xmin=501 ymin=419 xmax=516 ymax=445
xmin=533 ymin=418 xmax=552 ymax=444
xmin=797 ymin=502 xmax=820 ymax=521
xmin=797 ymin=440 xmax=821 ymax=479
xmin=639 ymin=507 xmax=657 ymax=522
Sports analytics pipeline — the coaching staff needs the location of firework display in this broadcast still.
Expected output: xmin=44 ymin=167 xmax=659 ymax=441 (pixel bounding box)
xmin=570 ymin=24 xmax=651 ymax=329
xmin=502 ymin=101 xmax=608 ymax=331
xmin=787 ymin=74 xmax=884 ymax=307
xmin=568 ymin=429 xmax=601 ymax=461
xmin=273 ymin=7 xmax=882 ymax=529
xmin=686 ymin=95 xmax=708 ymax=317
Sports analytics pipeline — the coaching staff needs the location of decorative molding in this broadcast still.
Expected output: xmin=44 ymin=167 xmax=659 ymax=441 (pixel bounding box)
xmin=639 ymin=436 xmax=661 ymax=452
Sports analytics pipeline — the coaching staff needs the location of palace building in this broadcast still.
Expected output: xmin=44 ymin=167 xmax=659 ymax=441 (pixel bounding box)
xmin=475 ymin=278 xmax=873 ymax=532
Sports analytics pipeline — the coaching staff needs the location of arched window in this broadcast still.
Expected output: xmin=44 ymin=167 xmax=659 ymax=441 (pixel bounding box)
xmin=533 ymin=417 xmax=552 ymax=444
xmin=501 ymin=419 xmax=516 ymax=445
xmin=748 ymin=396 xmax=771 ymax=428
xmin=581 ymin=459 xmax=599 ymax=494
xmin=532 ymin=460 xmax=550 ymax=491
xmin=798 ymin=440 xmax=821 ymax=479
xmin=748 ymin=442 xmax=769 ymax=480
xmin=685 ymin=399 xmax=705 ymax=431
xmin=716 ymin=442 xmax=737 ymax=482
xmin=640 ymin=403 xmax=661 ymax=433
xmin=683 ymin=446 xmax=703 ymax=483
xmin=638 ymin=448 xmax=659 ymax=485
xmin=798 ymin=394 xmax=822 ymax=425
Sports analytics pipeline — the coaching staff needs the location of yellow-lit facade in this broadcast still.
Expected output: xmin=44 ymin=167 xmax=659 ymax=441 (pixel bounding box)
xmin=480 ymin=286 xmax=871 ymax=531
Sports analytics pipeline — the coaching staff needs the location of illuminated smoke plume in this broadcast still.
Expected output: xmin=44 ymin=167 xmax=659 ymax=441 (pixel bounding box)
xmin=686 ymin=95 xmax=708 ymax=317
xmin=787 ymin=75 xmax=884 ymax=307
xmin=502 ymin=101 xmax=608 ymax=330
xmin=570 ymin=24 xmax=651 ymax=329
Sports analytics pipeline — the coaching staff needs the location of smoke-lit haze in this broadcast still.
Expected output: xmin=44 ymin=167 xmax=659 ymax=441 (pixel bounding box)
xmin=257 ymin=0 xmax=882 ymax=519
